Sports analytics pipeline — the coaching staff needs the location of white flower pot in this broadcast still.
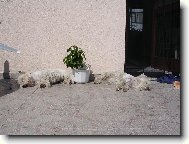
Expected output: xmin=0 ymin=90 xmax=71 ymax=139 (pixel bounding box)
xmin=73 ymin=69 xmax=90 ymax=83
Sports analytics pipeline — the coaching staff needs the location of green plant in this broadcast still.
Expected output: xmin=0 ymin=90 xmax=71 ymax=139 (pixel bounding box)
xmin=63 ymin=45 xmax=86 ymax=69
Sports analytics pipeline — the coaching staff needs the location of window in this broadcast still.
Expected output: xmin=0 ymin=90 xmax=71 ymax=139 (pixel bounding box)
xmin=129 ymin=9 xmax=143 ymax=31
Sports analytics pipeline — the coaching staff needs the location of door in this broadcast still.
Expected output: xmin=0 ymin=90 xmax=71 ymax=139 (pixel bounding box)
xmin=125 ymin=0 xmax=154 ymax=74
xmin=126 ymin=0 xmax=144 ymax=70
xmin=151 ymin=0 xmax=180 ymax=74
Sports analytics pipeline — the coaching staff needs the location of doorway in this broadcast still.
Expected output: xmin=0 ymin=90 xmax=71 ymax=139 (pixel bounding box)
xmin=125 ymin=0 xmax=180 ymax=75
xmin=126 ymin=0 xmax=144 ymax=70
xmin=125 ymin=0 xmax=154 ymax=74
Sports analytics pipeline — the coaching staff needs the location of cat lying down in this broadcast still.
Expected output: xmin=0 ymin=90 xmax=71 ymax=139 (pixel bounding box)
xmin=94 ymin=72 xmax=151 ymax=92
xmin=17 ymin=69 xmax=74 ymax=88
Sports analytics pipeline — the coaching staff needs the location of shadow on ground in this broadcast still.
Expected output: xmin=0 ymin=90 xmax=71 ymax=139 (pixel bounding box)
xmin=0 ymin=78 xmax=20 ymax=97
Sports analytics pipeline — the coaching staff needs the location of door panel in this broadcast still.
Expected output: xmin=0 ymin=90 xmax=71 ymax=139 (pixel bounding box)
xmin=151 ymin=1 xmax=180 ymax=73
xmin=126 ymin=0 xmax=145 ymax=69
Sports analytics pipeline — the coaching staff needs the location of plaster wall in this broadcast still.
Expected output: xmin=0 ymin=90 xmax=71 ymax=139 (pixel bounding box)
xmin=0 ymin=0 xmax=126 ymax=74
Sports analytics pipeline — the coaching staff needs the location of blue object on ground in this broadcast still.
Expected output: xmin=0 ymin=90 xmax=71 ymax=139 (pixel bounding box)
xmin=157 ymin=74 xmax=180 ymax=84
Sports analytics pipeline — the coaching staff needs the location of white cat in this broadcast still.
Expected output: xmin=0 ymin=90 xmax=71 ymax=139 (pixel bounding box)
xmin=94 ymin=72 xmax=151 ymax=92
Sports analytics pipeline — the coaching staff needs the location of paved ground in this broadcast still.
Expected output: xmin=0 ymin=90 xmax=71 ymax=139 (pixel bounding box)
xmin=0 ymin=79 xmax=180 ymax=135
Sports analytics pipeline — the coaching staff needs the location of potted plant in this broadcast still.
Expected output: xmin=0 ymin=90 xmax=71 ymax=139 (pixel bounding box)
xmin=63 ymin=45 xmax=90 ymax=83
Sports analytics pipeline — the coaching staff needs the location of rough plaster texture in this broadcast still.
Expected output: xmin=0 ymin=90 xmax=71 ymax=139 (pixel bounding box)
xmin=0 ymin=0 xmax=126 ymax=74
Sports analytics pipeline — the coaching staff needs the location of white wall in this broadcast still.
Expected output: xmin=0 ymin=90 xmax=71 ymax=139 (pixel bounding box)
xmin=0 ymin=0 xmax=126 ymax=74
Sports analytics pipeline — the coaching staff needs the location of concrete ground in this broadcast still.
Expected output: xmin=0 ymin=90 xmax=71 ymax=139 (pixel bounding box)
xmin=0 ymin=79 xmax=180 ymax=135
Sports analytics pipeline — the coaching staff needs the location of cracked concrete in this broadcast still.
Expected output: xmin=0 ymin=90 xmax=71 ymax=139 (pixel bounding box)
xmin=0 ymin=80 xmax=180 ymax=135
